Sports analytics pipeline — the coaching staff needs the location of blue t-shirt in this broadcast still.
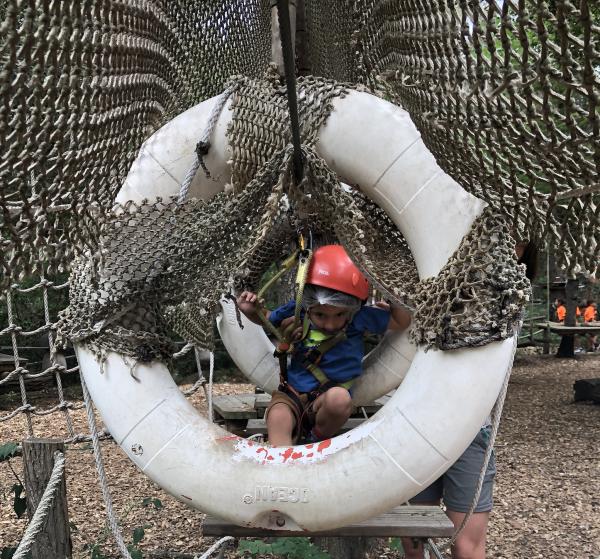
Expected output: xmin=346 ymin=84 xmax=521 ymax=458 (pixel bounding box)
xmin=268 ymin=301 xmax=390 ymax=392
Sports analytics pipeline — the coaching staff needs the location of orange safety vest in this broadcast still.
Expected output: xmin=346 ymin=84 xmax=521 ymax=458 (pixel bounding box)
xmin=584 ymin=305 xmax=597 ymax=323
xmin=556 ymin=305 xmax=580 ymax=322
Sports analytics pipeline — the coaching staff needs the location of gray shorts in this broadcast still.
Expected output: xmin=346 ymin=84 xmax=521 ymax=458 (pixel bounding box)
xmin=410 ymin=427 xmax=496 ymax=513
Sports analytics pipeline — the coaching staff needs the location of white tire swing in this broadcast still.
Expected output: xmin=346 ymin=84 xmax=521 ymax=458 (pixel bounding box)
xmin=76 ymin=90 xmax=516 ymax=531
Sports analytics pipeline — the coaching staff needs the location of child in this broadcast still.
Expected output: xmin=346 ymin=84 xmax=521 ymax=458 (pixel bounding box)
xmin=554 ymin=298 xmax=581 ymax=323
xmin=583 ymin=300 xmax=598 ymax=352
xmin=237 ymin=244 xmax=411 ymax=446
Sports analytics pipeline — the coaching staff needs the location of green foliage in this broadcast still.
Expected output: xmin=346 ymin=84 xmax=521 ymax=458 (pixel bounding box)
xmin=238 ymin=537 xmax=330 ymax=558
xmin=11 ymin=484 xmax=26 ymax=518
xmin=389 ymin=537 xmax=405 ymax=552
xmin=83 ymin=542 xmax=109 ymax=559
xmin=1 ymin=547 xmax=16 ymax=559
xmin=141 ymin=497 xmax=163 ymax=510
xmin=127 ymin=523 xmax=150 ymax=559
xmin=0 ymin=443 xmax=19 ymax=462
xmin=0 ymin=549 xmax=28 ymax=559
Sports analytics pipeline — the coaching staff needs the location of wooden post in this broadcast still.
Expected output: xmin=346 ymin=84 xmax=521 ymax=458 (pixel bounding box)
xmin=543 ymin=324 xmax=550 ymax=354
xmin=22 ymin=438 xmax=72 ymax=559
xmin=556 ymin=278 xmax=578 ymax=358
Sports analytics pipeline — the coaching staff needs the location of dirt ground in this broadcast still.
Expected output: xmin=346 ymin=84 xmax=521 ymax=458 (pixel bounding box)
xmin=1 ymin=352 xmax=599 ymax=558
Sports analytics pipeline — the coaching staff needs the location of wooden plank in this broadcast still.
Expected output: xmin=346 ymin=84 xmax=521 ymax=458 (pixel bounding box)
xmin=254 ymin=393 xmax=392 ymax=414
xmin=254 ymin=393 xmax=272 ymax=410
xmin=212 ymin=394 xmax=257 ymax=420
xmin=245 ymin=417 xmax=366 ymax=435
xmin=203 ymin=505 xmax=454 ymax=538
xmin=537 ymin=321 xmax=600 ymax=335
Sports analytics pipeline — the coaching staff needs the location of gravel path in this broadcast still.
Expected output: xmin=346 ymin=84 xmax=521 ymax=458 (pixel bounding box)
xmin=1 ymin=352 xmax=598 ymax=558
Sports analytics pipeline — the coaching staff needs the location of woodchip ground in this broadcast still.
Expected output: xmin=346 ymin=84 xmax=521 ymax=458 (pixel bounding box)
xmin=1 ymin=352 xmax=599 ymax=558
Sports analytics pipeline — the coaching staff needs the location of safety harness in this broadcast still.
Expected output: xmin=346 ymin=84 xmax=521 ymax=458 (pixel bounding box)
xmin=252 ymin=236 xmax=355 ymax=431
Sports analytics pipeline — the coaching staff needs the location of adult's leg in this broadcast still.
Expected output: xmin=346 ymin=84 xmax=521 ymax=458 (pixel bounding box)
xmin=403 ymin=507 xmax=489 ymax=559
xmin=446 ymin=510 xmax=490 ymax=559
xmin=266 ymin=402 xmax=296 ymax=446
xmin=312 ymin=386 xmax=352 ymax=438
xmin=442 ymin=427 xmax=496 ymax=559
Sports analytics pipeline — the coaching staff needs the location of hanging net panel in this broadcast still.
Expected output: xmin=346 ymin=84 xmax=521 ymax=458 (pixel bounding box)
xmin=0 ymin=1 xmax=597 ymax=414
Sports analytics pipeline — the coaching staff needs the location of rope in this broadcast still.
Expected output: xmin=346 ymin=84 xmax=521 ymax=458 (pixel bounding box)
xmin=177 ymin=87 xmax=234 ymax=204
xmin=183 ymin=346 xmax=208 ymax=397
xmin=13 ymin=451 xmax=65 ymax=559
xmin=6 ymin=288 xmax=33 ymax=436
xmin=81 ymin=376 xmax=133 ymax=559
xmin=41 ymin=268 xmax=75 ymax=438
xmin=207 ymin=351 xmax=215 ymax=423
xmin=194 ymin=536 xmax=235 ymax=559
xmin=273 ymin=0 xmax=303 ymax=183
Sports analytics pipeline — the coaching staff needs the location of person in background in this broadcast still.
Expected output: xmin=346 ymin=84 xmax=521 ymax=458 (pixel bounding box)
xmin=402 ymin=240 xmax=538 ymax=559
xmin=555 ymin=298 xmax=567 ymax=322
xmin=583 ymin=300 xmax=598 ymax=352
xmin=554 ymin=298 xmax=581 ymax=323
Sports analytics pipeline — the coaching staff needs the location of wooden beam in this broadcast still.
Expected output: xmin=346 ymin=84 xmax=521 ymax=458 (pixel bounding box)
xmin=202 ymin=505 xmax=454 ymax=538
xmin=22 ymin=438 xmax=72 ymax=559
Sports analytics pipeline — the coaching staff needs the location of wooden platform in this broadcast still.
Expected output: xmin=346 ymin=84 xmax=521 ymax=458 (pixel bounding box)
xmin=212 ymin=392 xmax=391 ymax=437
xmin=537 ymin=321 xmax=600 ymax=336
xmin=203 ymin=505 xmax=454 ymax=538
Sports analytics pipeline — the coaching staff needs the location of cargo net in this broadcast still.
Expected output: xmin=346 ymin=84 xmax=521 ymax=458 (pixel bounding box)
xmin=306 ymin=0 xmax=599 ymax=277
xmin=0 ymin=1 xmax=594 ymax=393
xmin=55 ymin=77 xmax=528 ymax=362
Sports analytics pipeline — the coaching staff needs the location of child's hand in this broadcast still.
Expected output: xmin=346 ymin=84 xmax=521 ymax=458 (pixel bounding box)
xmin=237 ymin=291 xmax=259 ymax=316
xmin=374 ymin=300 xmax=390 ymax=311
xmin=280 ymin=316 xmax=303 ymax=341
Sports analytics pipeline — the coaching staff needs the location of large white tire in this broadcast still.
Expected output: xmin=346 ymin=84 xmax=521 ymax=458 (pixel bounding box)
xmin=78 ymin=91 xmax=515 ymax=530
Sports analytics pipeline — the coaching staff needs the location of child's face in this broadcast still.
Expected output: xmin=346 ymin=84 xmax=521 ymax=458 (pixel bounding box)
xmin=308 ymin=304 xmax=352 ymax=334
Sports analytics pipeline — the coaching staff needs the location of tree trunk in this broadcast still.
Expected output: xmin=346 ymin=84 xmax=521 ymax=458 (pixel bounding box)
xmin=556 ymin=278 xmax=578 ymax=358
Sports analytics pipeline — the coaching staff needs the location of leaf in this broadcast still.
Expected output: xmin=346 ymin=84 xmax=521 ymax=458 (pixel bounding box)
xmin=127 ymin=545 xmax=143 ymax=559
xmin=389 ymin=537 xmax=404 ymax=552
xmin=132 ymin=526 xmax=145 ymax=545
xmin=141 ymin=497 xmax=163 ymax=510
xmin=0 ymin=443 xmax=19 ymax=462
xmin=11 ymin=484 xmax=27 ymax=519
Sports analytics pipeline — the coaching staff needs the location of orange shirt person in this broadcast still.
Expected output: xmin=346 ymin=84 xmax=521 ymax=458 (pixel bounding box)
xmin=555 ymin=300 xmax=581 ymax=322
xmin=584 ymin=301 xmax=597 ymax=323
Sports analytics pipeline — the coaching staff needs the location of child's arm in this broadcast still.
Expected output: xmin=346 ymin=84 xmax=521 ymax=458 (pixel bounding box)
xmin=236 ymin=291 xmax=271 ymax=325
xmin=374 ymin=301 xmax=412 ymax=332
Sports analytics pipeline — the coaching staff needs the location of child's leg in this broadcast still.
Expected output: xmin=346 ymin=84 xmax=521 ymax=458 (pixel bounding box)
xmin=266 ymin=402 xmax=296 ymax=447
xmin=312 ymin=386 xmax=352 ymax=438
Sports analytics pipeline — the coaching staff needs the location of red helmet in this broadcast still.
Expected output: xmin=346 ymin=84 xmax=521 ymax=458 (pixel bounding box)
xmin=306 ymin=245 xmax=369 ymax=300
